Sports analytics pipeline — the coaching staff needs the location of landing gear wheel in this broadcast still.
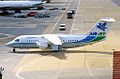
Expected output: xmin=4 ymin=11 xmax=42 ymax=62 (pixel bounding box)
xmin=1 ymin=10 xmax=8 ymax=14
xmin=37 ymin=6 xmax=44 ymax=10
xmin=13 ymin=48 xmax=16 ymax=53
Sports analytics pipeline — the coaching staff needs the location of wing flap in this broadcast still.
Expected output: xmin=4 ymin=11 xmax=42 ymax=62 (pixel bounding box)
xmin=42 ymin=34 xmax=62 ymax=45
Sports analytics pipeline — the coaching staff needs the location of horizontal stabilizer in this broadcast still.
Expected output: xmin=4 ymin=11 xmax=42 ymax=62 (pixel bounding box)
xmin=100 ymin=18 xmax=115 ymax=22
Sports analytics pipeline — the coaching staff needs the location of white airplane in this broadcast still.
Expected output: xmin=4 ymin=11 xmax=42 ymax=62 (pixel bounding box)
xmin=6 ymin=18 xmax=115 ymax=52
xmin=0 ymin=0 xmax=46 ymax=13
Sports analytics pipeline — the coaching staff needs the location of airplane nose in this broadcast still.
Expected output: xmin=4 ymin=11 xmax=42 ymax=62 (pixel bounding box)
xmin=6 ymin=41 xmax=13 ymax=47
xmin=6 ymin=42 xmax=10 ymax=47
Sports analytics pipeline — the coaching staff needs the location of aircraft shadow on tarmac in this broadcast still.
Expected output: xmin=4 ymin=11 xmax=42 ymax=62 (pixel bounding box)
xmin=10 ymin=50 xmax=112 ymax=59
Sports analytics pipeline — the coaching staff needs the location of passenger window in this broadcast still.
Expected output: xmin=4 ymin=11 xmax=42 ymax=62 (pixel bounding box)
xmin=15 ymin=39 xmax=19 ymax=42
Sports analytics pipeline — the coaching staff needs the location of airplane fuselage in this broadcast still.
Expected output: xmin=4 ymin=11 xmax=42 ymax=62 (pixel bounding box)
xmin=6 ymin=18 xmax=115 ymax=52
xmin=0 ymin=1 xmax=43 ymax=10
xmin=6 ymin=34 xmax=104 ymax=49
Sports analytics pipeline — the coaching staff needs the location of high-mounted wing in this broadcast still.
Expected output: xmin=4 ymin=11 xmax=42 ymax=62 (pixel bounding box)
xmin=42 ymin=34 xmax=62 ymax=45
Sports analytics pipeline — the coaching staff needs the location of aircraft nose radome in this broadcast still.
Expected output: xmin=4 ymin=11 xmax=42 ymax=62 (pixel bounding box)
xmin=6 ymin=42 xmax=10 ymax=47
xmin=6 ymin=42 xmax=13 ymax=47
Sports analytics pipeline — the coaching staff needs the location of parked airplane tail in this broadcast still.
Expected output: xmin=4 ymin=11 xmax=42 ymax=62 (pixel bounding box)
xmin=86 ymin=18 xmax=115 ymax=41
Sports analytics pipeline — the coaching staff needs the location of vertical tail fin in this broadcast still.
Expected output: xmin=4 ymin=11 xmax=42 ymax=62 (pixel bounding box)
xmin=87 ymin=18 xmax=115 ymax=41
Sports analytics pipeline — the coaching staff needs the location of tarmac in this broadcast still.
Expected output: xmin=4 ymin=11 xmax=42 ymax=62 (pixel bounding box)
xmin=0 ymin=0 xmax=120 ymax=79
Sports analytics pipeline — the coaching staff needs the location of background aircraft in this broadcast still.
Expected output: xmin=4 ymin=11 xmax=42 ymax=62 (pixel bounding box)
xmin=0 ymin=0 xmax=46 ymax=13
xmin=6 ymin=18 xmax=115 ymax=52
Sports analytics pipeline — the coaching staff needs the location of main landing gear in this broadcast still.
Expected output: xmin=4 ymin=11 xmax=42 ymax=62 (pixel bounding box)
xmin=13 ymin=48 xmax=16 ymax=53
xmin=15 ymin=10 xmax=22 ymax=13
xmin=1 ymin=10 xmax=8 ymax=14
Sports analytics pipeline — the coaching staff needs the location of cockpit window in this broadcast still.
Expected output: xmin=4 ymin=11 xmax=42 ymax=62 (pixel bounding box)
xmin=15 ymin=39 xmax=19 ymax=42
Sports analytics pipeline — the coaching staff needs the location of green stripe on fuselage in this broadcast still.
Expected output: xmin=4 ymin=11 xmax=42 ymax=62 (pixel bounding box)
xmin=62 ymin=36 xmax=106 ymax=48
xmin=90 ymin=36 xmax=105 ymax=42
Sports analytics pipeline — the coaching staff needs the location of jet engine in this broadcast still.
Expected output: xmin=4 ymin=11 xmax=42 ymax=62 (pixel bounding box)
xmin=36 ymin=41 xmax=48 ymax=48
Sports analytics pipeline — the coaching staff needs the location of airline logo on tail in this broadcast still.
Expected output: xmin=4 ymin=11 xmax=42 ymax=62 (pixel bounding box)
xmin=96 ymin=22 xmax=107 ymax=31
xmin=89 ymin=32 xmax=105 ymax=36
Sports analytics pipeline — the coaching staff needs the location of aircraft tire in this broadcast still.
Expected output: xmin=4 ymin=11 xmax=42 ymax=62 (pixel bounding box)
xmin=13 ymin=48 xmax=16 ymax=53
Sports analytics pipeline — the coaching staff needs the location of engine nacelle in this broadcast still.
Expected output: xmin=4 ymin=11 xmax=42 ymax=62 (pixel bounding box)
xmin=36 ymin=41 xmax=48 ymax=48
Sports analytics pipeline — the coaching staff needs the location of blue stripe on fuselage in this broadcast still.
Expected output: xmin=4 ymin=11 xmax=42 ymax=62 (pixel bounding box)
xmin=62 ymin=35 xmax=97 ymax=47
xmin=10 ymin=43 xmax=38 ymax=48
xmin=79 ymin=35 xmax=96 ymax=42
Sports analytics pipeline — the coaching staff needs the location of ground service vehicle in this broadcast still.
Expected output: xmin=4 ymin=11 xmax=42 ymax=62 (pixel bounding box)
xmin=59 ymin=24 xmax=66 ymax=30
xmin=67 ymin=11 xmax=73 ymax=19
xmin=14 ymin=13 xmax=27 ymax=18
xmin=34 ymin=14 xmax=43 ymax=18
xmin=49 ymin=8 xmax=58 ymax=10
xmin=61 ymin=8 xmax=66 ymax=10
xmin=27 ymin=12 xmax=38 ymax=17
xmin=71 ymin=9 xmax=75 ymax=14
xmin=44 ymin=13 xmax=50 ymax=17
xmin=34 ymin=13 xmax=50 ymax=18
